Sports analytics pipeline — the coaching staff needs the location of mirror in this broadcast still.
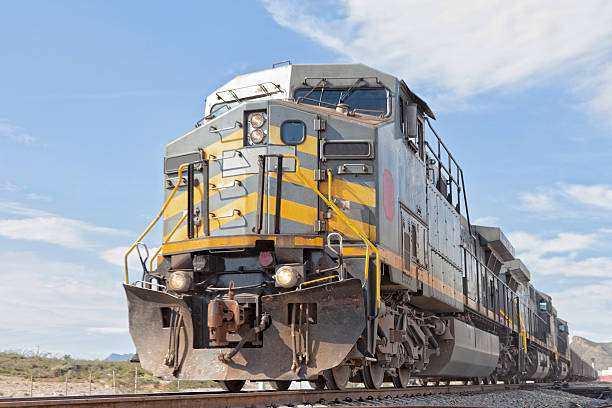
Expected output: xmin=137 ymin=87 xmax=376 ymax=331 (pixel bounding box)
xmin=405 ymin=103 xmax=418 ymax=139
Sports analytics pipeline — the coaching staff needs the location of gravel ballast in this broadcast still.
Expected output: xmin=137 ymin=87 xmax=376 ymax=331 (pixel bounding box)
xmin=297 ymin=388 xmax=612 ymax=408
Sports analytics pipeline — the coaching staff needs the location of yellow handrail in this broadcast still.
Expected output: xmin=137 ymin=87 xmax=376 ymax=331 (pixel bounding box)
xmin=149 ymin=174 xmax=204 ymax=271
xmin=519 ymin=313 xmax=528 ymax=352
xmin=124 ymin=162 xmax=189 ymax=284
xmin=327 ymin=169 xmax=332 ymax=201
xmin=499 ymin=309 xmax=513 ymax=325
xmin=284 ymin=155 xmax=381 ymax=307
xmin=301 ymin=275 xmax=339 ymax=286
xmin=517 ymin=301 xmax=528 ymax=353
xmin=148 ymin=212 xmax=188 ymax=271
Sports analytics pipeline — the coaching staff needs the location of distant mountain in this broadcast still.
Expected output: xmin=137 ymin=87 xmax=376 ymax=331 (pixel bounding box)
xmin=571 ymin=336 xmax=612 ymax=372
xmin=103 ymin=353 xmax=134 ymax=362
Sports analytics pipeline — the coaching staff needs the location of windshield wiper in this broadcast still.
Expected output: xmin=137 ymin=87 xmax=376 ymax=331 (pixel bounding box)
xmin=338 ymin=78 xmax=366 ymax=104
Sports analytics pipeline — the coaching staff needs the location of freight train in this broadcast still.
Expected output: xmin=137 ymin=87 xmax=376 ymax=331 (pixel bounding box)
xmin=123 ymin=63 xmax=596 ymax=391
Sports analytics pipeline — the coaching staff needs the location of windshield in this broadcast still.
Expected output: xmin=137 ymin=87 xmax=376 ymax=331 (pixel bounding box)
xmin=209 ymin=101 xmax=241 ymax=117
xmin=294 ymin=87 xmax=388 ymax=116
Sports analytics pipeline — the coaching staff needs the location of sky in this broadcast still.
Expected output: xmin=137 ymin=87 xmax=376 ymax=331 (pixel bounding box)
xmin=1 ymin=0 xmax=611 ymax=359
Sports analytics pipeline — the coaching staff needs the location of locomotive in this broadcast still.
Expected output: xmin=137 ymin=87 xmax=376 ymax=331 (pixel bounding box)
xmin=123 ymin=63 xmax=596 ymax=391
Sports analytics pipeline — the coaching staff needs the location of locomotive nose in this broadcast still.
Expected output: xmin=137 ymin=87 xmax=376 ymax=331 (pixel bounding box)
xmin=124 ymin=278 xmax=365 ymax=381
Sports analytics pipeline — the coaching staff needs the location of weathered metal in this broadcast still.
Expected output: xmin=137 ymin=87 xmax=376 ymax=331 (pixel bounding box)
xmin=125 ymin=278 xmax=364 ymax=381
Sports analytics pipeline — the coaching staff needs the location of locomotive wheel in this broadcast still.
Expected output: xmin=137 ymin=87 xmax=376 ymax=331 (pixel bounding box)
xmin=308 ymin=376 xmax=327 ymax=390
xmin=323 ymin=365 xmax=351 ymax=390
xmin=270 ymin=380 xmax=292 ymax=391
xmin=219 ymin=380 xmax=245 ymax=392
xmin=362 ymin=361 xmax=384 ymax=389
xmin=391 ymin=367 xmax=411 ymax=389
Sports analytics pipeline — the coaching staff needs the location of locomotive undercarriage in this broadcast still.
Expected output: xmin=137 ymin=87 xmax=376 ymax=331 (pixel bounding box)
xmin=126 ymin=238 xmax=512 ymax=390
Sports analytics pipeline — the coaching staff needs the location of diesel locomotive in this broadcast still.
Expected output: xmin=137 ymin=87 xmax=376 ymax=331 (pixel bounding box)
xmin=123 ymin=63 xmax=596 ymax=391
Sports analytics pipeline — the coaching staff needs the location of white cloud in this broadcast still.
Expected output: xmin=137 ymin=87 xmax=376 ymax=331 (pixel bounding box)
xmin=509 ymin=230 xmax=611 ymax=278
xmin=0 ymin=119 xmax=35 ymax=144
xmin=25 ymin=193 xmax=52 ymax=202
xmin=510 ymin=231 xmax=597 ymax=255
xmin=0 ymin=216 xmax=127 ymax=249
xmin=0 ymin=181 xmax=23 ymax=192
xmin=263 ymin=0 xmax=612 ymax=113
xmin=519 ymin=183 xmax=612 ymax=215
xmin=472 ymin=215 xmax=498 ymax=225
xmin=0 ymin=201 xmax=129 ymax=249
xmin=0 ymin=201 xmax=52 ymax=217
xmin=508 ymin=230 xmax=612 ymax=340
xmin=518 ymin=191 xmax=559 ymax=213
xmin=578 ymin=64 xmax=612 ymax=125
xmin=550 ymin=281 xmax=612 ymax=343
xmin=87 ymin=327 xmax=129 ymax=335
xmin=0 ymin=251 xmax=126 ymax=331
xmin=564 ymin=184 xmax=612 ymax=210
xmin=99 ymin=245 xmax=159 ymax=273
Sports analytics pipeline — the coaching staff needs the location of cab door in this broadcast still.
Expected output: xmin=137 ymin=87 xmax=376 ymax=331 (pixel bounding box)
xmin=320 ymin=134 xmax=376 ymax=242
xmin=267 ymin=104 xmax=320 ymax=235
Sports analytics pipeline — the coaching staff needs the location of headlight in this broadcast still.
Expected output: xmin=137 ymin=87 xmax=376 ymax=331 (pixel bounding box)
xmin=249 ymin=112 xmax=266 ymax=128
xmin=275 ymin=265 xmax=300 ymax=288
xmin=168 ymin=271 xmax=192 ymax=292
xmin=249 ymin=128 xmax=265 ymax=144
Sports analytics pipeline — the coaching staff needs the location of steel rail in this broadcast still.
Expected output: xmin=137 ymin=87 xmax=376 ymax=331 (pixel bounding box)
xmin=0 ymin=383 xmax=553 ymax=408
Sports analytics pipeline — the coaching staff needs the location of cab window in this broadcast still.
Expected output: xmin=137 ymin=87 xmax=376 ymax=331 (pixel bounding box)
xmin=280 ymin=121 xmax=306 ymax=145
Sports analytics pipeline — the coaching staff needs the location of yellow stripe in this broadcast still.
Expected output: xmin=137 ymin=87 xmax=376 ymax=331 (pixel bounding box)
xmin=163 ymin=173 xmax=251 ymax=221
xmin=204 ymin=128 xmax=243 ymax=158
xmin=162 ymin=235 xmax=324 ymax=254
xmin=500 ymin=309 xmax=513 ymax=325
xmin=168 ymin=193 xmax=320 ymax=241
xmin=341 ymin=246 xmax=368 ymax=257
xmin=328 ymin=216 xmax=375 ymax=242
xmin=164 ymin=166 xmax=375 ymax=223
xmin=294 ymin=236 xmax=324 ymax=246
xmin=320 ymin=179 xmax=376 ymax=208
xmin=169 ymin=191 xmax=259 ymax=240
xmin=270 ymin=125 xmax=318 ymax=156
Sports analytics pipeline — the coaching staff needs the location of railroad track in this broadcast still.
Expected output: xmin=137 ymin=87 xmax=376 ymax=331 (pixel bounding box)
xmin=0 ymin=383 xmax=549 ymax=408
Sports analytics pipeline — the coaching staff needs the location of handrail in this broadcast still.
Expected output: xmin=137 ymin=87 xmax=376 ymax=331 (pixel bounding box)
xmin=327 ymin=169 xmax=332 ymax=201
xmin=149 ymin=212 xmax=188 ymax=271
xmin=283 ymin=155 xmax=381 ymax=307
xmin=300 ymin=275 xmax=339 ymax=288
xmin=124 ymin=162 xmax=190 ymax=284
xmin=518 ymin=311 xmax=528 ymax=352
xmin=499 ymin=309 xmax=513 ymax=325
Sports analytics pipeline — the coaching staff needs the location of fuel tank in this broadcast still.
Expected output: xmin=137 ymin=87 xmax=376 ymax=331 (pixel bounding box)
xmin=419 ymin=318 xmax=500 ymax=378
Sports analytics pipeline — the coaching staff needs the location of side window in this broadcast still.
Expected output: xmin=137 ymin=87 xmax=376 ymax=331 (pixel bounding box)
xmin=280 ymin=121 xmax=306 ymax=145
xmin=399 ymin=95 xmax=422 ymax=158
xmin=401 ymin=216 xmax=411 ymax=270
xmin=403 ymin=229 xmax=411 ymax=270
xmin=411 ymin=224 xmax=417 ymax=261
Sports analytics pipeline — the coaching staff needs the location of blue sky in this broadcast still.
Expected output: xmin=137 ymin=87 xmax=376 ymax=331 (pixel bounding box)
xmin=1 ymin=1 xmax=611 ymax=359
